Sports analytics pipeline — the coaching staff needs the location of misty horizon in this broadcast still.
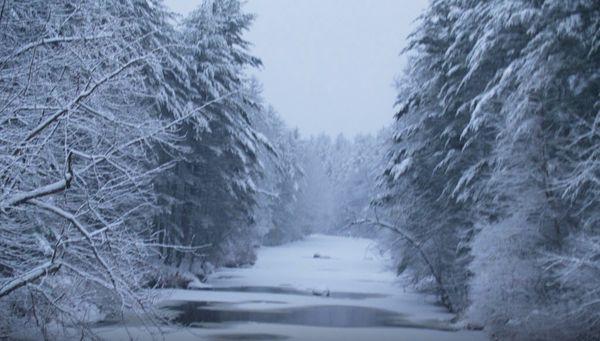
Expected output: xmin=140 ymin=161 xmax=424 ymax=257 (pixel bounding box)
xmin=166 ymin=0 xmax=428 ymax=137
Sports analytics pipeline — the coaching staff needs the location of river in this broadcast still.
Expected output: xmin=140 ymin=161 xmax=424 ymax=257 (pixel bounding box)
xmin=96 ymin=234 xmax=486 ymax=341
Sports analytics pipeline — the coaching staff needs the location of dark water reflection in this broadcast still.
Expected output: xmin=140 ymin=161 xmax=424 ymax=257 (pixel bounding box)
xmin=209 ymin=333 xmax=289 ymax=340
xmin=163 ymin=301 xmax=454 ymax=331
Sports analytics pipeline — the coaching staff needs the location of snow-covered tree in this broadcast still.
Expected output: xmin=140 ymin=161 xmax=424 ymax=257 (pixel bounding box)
xmin=378 ymin=0 xmax=492 ymax=312
xmin=466 ymin=1 xmax=600 ymax=338
xmin=153 ymin=0 xmax=264 ymax=269
xmin=0 ymin=0 xmax=187 ymax=338
xmin=381 ymin=0 xmax=600 ymax=338
xmin=251 ymin=102 xmax=305 ymax=246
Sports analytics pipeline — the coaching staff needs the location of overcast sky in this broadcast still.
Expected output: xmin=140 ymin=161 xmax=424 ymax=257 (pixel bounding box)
xmin=164 ymin=0 xmax=428 ymax=137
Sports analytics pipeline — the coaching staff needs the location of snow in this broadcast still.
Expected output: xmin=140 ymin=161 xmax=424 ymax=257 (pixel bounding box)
xmin=95 ymin=235 xmax=487 ymax=340
xmin=391 ymin=157 xmax=413 ymax=180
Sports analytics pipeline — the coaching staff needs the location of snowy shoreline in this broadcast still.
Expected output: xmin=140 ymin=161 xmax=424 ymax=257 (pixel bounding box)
xmin=96 ymin=235 xmax=487 ymax=341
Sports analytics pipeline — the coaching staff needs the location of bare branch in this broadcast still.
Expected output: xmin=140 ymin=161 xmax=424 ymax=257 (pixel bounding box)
xmin=350 ymin=217 xmax=453 ymax=311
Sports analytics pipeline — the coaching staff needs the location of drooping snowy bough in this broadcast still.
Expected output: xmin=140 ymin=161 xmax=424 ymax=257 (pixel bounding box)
xmin=0 ymin=0 xmax=189 ymax=338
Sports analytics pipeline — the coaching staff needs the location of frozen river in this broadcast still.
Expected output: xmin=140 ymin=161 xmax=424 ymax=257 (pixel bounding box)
xmin=97 ymin=235 xmax=487 ymax=340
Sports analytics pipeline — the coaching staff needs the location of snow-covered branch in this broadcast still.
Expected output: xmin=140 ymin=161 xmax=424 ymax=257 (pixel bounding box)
xmin=0 ymin=262 xmax=61 ymax=299
xmin=1 ymin=152 xmax=73 ymax=209
xmin=24 ymin=56 xmax=147 ymax=143
xmin=3 ymin=34 xmax=112 ymax=63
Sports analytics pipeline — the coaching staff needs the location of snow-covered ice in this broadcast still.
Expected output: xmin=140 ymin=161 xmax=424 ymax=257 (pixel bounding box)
xmin=96 ymin=234 xmax=487 ymax=340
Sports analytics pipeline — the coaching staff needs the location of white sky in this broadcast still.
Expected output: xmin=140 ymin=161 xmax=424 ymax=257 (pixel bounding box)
xmin=164 ymin=0 xmax=428 ymax=137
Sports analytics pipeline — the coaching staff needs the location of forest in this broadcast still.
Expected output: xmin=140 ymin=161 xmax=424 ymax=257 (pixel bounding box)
xmin=0 ymin=0 xmax=598 ymax=340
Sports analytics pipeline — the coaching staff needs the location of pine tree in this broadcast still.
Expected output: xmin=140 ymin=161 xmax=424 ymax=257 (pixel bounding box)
xmin=382 ymin=0 xmax=600 ymax=337
xmin=155 ymin=0 xmax=264 ymax=268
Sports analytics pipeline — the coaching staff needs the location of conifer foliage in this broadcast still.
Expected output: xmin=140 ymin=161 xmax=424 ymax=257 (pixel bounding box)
xmin=382 ymin=0 xmax=600 ymax=338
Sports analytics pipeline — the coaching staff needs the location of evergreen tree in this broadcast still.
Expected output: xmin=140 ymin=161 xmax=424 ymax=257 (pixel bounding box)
xmin=382 ymin=0 xmax=600 ymax=337
xmin=155 ymin=0 xmax=264 ymax=268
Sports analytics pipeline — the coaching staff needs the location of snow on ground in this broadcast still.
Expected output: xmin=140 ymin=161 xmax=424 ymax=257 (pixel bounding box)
xmin=96 ymin=234 xmax=487 ymax=340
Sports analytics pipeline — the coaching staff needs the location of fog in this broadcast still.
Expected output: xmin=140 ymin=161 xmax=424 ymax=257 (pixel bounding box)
xmin=165 ymin=0 xmax=427 ymax=136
